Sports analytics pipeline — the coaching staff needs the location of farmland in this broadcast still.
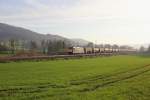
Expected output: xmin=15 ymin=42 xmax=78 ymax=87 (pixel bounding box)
xmin=0 ymin=55 xmax=150 ymax=100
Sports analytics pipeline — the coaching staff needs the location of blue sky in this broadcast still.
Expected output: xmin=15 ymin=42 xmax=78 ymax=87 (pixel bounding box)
xmin=1 ymin=0 xmax=150 ymax=45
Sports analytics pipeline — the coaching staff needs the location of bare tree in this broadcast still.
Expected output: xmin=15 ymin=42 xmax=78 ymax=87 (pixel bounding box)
xmin=30 ymin=41 xmax=37 ymax=51
xmin=41 ymin=40 xmax=48 ymax=54
xmin=9 ymin=39 xmax=15 ymax=54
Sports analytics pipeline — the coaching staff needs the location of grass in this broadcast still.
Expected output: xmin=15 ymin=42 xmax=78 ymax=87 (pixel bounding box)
xmin=0 ymin=55 xmax=150 ymax=100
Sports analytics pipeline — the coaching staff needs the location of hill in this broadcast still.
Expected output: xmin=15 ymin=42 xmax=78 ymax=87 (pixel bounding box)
xmin=0 ymin=23 xmax=90 ymax=46
xmin=0 ymin=23 xmax=69 ymax=41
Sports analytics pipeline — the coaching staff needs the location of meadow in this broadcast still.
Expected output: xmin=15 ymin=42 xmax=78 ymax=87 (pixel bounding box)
xmin=0 ymin=55 xmax=150 ymax=100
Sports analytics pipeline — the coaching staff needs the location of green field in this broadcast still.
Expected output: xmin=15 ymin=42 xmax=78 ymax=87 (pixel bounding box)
xmin=0 ymin=55 xmax=150 ymax=100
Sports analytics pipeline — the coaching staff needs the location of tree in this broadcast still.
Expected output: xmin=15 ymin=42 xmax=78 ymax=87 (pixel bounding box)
xmin=47 ymin=40 xmax=67 ymax=55
xmin=139 ymin=46 xmax=145 ymax=52
xmin=47 ymin=40 xmax=53 ymax=54
xmin=98 ymin=44 xmax=104 ymax=48
xmin=147 ymin=45 xmax=150 ymax=53
xmin=62 ymin=41 xmax=66 ymax=49
xmin=87 ymin=42 xmax=94 ymax=47
xmin=112 ymin=44 xmax=119 ymax=49
xmin=41 ymin=40 xmax=48 ymax=54
xmin=30 ymin=41 xmax=37 ymax=51
xmin=104 ymin=44 xmax=111 ymax=49
xmin=120 ymin=45 xmax=133 ymax=50
xmin=21 ymin=40 xmax=26 ymax=51
xmin=9 ymin=39 xmax=15 ymax=54
xmin=0 ymin=44 xmax=8 ymax=51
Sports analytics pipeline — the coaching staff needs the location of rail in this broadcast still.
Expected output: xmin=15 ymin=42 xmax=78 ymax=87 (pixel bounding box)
xmin=0 ymin=53 xmax=118 ymax=62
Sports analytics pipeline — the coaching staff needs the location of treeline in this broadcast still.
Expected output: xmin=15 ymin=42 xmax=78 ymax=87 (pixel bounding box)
xmin=0 ymin=39 xmax=71 ymax=55
xmin=85 ymin=42 xmax=134 ymax=50
xmin=0 ymin=39 xmax=136 ymax=55
xmin=139 ymin=45 xmax=150 ymax=53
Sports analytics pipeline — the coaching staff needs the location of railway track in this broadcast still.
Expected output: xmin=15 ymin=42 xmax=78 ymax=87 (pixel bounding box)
xmin=0 ymin=53 xmax=117 ymax=62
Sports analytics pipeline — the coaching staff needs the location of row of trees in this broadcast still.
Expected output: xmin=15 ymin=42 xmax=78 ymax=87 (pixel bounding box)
xmin=86 ymin=42 xmax=133 ymax=49
xmin=139 ymin=45 xmax=150 ymax=53
xmin=0 ymin=39 xmax=71 ymax=54
xmin=0 ymin=39 xmax=136 ymax=55
xmin=41 ymin=40 xmax=68 ymax=54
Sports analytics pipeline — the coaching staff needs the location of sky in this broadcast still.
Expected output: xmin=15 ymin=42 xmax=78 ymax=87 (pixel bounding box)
xmin=1 ymin=0 xmax=150 ymax=45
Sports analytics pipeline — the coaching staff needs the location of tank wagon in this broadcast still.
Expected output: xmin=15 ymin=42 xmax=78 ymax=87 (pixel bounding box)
xmin=100 ymin=48 xmax=105 ymax=53
xmin=84 ymin=47 xmax=93 ymax=54
xmin=104 ymin=48 xmax=112 ymax=53
xmin=93 ymin=48 xmax=100 ymax=53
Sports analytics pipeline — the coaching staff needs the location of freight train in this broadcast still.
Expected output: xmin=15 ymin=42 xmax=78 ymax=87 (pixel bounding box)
xmin=65 ymin=47 xmax=136 ymax=54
